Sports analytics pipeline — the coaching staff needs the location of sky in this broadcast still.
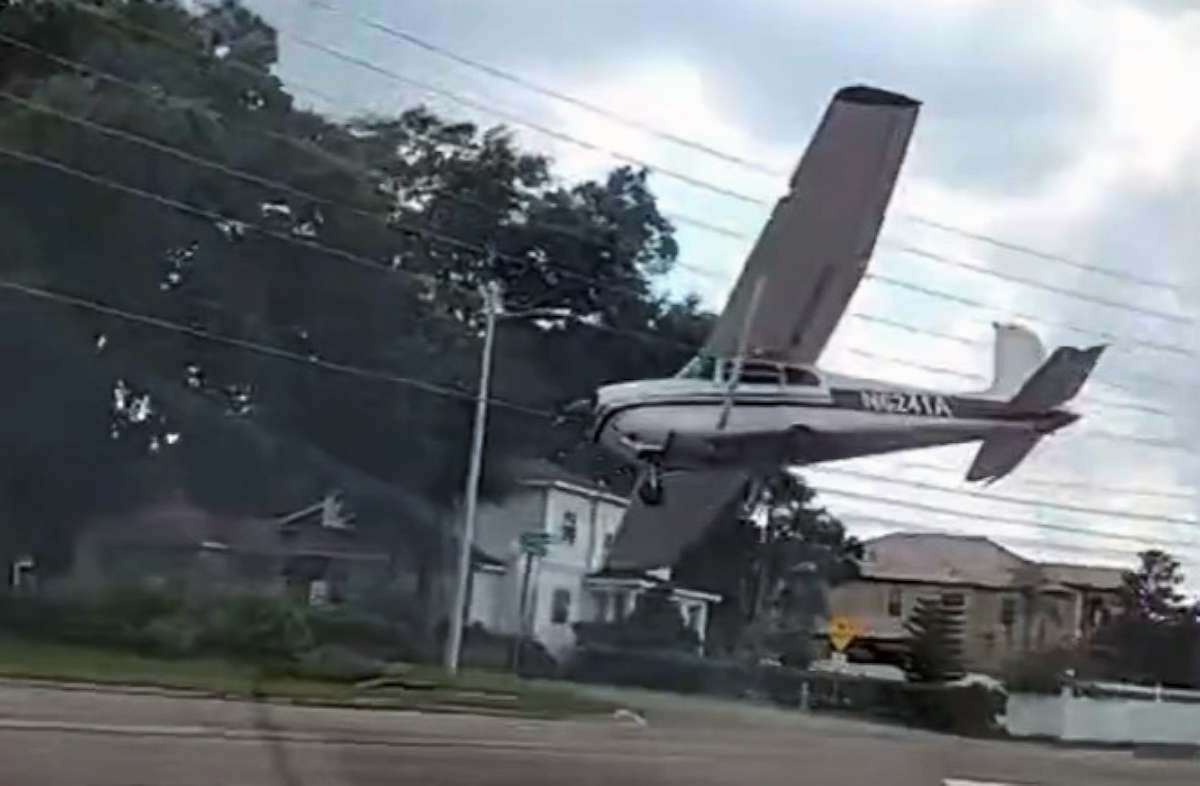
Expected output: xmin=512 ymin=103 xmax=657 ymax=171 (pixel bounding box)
xmin=244 ymin=0 xmax=1200 ymax=585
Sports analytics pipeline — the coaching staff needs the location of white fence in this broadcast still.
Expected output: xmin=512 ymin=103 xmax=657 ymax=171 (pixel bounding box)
xmin=1007 ymin=685 xmax=1200 ymax=745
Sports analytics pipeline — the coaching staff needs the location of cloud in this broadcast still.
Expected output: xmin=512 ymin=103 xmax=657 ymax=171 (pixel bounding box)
xmin=254 ymin=0 xmax=1105 ymax=199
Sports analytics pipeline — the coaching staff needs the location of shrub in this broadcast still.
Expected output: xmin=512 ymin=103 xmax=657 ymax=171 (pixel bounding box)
xmin=566 ymin=646 xmax=755 ymax=696
xmin=1004 ymin=647 xmax=1076 ymax=695
xmin=292 ymin=644 xmax=385 ymax=682
xmin=904 ymin=596 xmax=966 ymax=683
xmin=305 ymin=606 xmax=418 ymax=661
xmin=199 ymin=594 xmax=313 ymax=661
xmin=142 ymin=614 xmax=203 ymax=658
xmin=897 ymin=683 xmax=1004 ymax=736
xmin=461 ymin=624 xmax=557 ymax=678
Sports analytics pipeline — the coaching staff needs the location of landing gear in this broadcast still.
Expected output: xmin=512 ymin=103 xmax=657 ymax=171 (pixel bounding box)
xmin=620 ymin=431 xmax=670 ymax=506
xmin=637 ymin=461 xmax=664 ymax=506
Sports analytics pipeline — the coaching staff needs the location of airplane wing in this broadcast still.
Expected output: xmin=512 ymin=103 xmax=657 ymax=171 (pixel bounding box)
xmin=703 ymin=86 xmax=920 ymax=365
xmin=606 ymin=469 xmax=751 ymax=571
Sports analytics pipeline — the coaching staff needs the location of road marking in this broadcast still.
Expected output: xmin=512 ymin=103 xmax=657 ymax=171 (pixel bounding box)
xmin=945 ymin=779 xmax=1022 ymax=786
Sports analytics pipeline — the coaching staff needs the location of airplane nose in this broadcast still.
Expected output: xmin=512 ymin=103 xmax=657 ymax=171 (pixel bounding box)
xmin=559 ymin=393 xmax=600 ymax=424
xmin=561 ymin=394 xmax=596 ymax=417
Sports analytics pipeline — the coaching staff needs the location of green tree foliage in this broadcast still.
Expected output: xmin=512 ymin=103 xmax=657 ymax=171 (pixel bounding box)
xmin=674 ymin=471 xmax=861 ymax=662
xmin=1089 ymin=550 xmax=1200 ymax=687
xmin=904 ymin=596 xmax=966 ymax=683
xmin=0 ymin=0 xmax=705 ymax=572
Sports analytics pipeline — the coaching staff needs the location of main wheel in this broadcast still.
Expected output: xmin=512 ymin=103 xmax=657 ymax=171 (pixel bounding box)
xmin=638 ymin=467 xmax=664 ymax=505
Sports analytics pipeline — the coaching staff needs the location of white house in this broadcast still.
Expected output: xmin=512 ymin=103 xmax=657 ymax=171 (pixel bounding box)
xmin=467 ymin=460 xmax=721 ymax=659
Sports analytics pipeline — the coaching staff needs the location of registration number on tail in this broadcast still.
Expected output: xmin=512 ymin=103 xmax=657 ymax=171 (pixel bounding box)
xmin=859 ymin=390 xmax=954 ymax=418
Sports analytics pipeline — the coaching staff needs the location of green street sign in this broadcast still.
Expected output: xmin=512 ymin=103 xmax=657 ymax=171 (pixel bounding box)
xmin=519 ymin=531 xmax=551 ymax=557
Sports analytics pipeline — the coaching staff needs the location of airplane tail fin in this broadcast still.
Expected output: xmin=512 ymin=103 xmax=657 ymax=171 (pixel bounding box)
xmin=983 ymin=323 xmax=1046 ymax=399
xmin=1006 ymin=344 xmax=1106 ymax=413
xmin=967 ymin=341 xmax=1105 ymax=483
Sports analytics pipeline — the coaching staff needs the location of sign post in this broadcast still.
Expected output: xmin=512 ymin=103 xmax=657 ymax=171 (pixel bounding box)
xmin=512 ymin=532 xmax=552 ymax=673
xmin=827 ymin=616 xmax=860 ymax=706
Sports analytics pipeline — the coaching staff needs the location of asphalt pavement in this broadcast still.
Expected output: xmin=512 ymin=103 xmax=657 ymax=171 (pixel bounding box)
xmin=0 ymin=680 xmax=1194 ymax=785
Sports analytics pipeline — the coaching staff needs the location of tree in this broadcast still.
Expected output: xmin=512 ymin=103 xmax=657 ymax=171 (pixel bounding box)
xmin=904 ymin=595 xmax=966 ymax=683
xmin=1122 ymin=550 xmax=1187 ymax=623
xmin=0 ymin=0 xmax=702 ymax=576
xmin=1089 ymin=550 xmax=1200 ymax=687
xmin=673 ymin=471 xmax=861 ymax=663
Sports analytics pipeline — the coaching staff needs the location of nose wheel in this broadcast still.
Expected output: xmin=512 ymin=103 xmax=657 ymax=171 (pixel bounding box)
xmin=637 ymin=460 xmax=664 ymax=505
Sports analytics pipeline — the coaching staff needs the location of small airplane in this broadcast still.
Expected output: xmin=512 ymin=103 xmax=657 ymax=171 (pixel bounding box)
xmin=582 ymin=85 xmax=1106 ymax=570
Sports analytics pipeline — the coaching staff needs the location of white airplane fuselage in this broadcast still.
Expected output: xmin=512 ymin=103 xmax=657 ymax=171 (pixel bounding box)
xmin=591 ymin=368 xmax=1077 ymax=472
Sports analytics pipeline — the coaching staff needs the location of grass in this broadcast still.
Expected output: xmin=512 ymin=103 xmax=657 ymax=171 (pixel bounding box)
xmin=0 ymin=637 xmax=618 ymax=718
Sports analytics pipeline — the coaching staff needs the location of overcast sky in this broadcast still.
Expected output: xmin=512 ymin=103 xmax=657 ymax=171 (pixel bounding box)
xmin=246 ymin=0 xmax=1200 ymax=584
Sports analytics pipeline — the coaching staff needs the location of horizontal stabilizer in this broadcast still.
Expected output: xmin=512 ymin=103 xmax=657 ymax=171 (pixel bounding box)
xmin=1009 ymin=345 xmax=1106 ymax=413
xmin=966 ymin=433 xmax=1041 ymax=484
xmin=607 ymin=470 xmax=750 ymax=571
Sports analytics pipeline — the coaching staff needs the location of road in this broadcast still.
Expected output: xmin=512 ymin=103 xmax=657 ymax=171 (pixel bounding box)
xmin=0 ymin=681 xmax=1194 ymax=785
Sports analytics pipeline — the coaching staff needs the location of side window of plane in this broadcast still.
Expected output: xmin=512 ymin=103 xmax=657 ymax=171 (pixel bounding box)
xmin=784 ymin=368 xmax=822 ymax=387
xmin=736 ymin=361 xmax=784 ymax=386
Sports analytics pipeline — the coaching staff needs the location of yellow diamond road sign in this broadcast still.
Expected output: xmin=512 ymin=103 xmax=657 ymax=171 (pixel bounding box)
xmin=828 ymin=616 xmax=858 ymax=652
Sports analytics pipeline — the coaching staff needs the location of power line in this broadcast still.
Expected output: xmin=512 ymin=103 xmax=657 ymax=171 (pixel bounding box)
xmin=0 ymin=278 xmax=552 ymax=418
xmin=0 ymin=140 xmax=433 ymax=285
xmin=904 ymin=215 xmax=1182 ymax=292
xmin=810 ymin=466 xmax=1199 ymax=527
xmin=299 ymin=0 xmax=786 ymax=180
xmin=0 ymin=129 xmax=1172 ymax=431
xmin=271 ymin=26 xmax=768 ymax=208
xmin=841 ymin=514 xmax=1158 ymax=563
xmin=883 ymin=240 xmax=1193 ymax=327
xmin=4 ymin=278 xmax=1187 ymax=553
xmin=8 ymin=20 xmax=1191 ymax=414
xmin=813 ymin=486 xmax=1197 ymax=550
xmin=5 ymin=276 xmax=1187 ymax=553
xmin=892 ymin=460 xmax=1196 ymax=503
xmin=39 ymin=13 xmax=1195 ymax=391
xmin=868 ymin=273 xmax=1195 ymax=358
xmin=286 ymin=0 xmax=1189 ymax=296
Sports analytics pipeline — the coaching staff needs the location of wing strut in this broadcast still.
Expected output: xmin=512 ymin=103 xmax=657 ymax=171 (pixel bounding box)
xmin=716 ymin=276 xmax=766 ymax=431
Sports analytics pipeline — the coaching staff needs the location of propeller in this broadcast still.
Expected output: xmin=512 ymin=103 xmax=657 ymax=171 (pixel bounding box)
xmin=716 ymin=277 xmax=766 ymax=431
xmin=554 ymin=394 xmax=596 ymax=426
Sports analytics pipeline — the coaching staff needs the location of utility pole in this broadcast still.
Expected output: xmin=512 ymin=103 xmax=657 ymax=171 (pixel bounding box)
xmin=443 ymin=278 xmax=501 ymax=675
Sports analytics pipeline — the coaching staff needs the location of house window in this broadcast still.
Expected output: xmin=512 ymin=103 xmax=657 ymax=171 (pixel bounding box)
xmin=603 ymin=531 xmax=615 ymax=555
xmin=887 ymin=588 xmax=903 ymax=617
xmin=593 ymin=591 xmax=610 ymax=622
xmin=685 ymin=605 xmax=702 ymax=633
xmin=551 ymin=588 xmax=571 ymax=624
xmin=560 ymin=511 xmax=578 ymax=545
xmin=1001 ymin=597 xmax=1017 ymax=627
xmin=613 ymin=590 xmax=628 ymax=621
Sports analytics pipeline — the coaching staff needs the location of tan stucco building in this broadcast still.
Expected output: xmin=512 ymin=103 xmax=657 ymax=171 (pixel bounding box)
xmin=825 ymin=533 xmax=1124 ymax=674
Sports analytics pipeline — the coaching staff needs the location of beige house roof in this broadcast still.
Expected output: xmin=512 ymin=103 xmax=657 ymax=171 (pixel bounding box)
xmin=1039 ymin=562 xmax=1125 ymax=591
xmin=859 ymin=533 xmax=1125 ymax=591
xmin=860 ymin=533 xmax=1031 ymax=588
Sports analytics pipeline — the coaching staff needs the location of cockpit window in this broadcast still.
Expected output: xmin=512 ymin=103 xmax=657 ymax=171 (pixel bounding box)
xmin=676 ymin=354 xmax=718 ymax=380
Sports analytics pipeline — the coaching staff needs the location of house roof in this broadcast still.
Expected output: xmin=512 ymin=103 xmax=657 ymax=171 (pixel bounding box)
xmin=860 ymin=533 xmax=1032 ymax=588
xmin=509 ymin=458 xmax=628 ymax=504
xmin=1039 ymin=562 xmax=1125 ymax=591
xmin=858 ymin=533 xmax=1127 ymax=591
xmin=585 ymin=567 xmax=722 ymax=603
